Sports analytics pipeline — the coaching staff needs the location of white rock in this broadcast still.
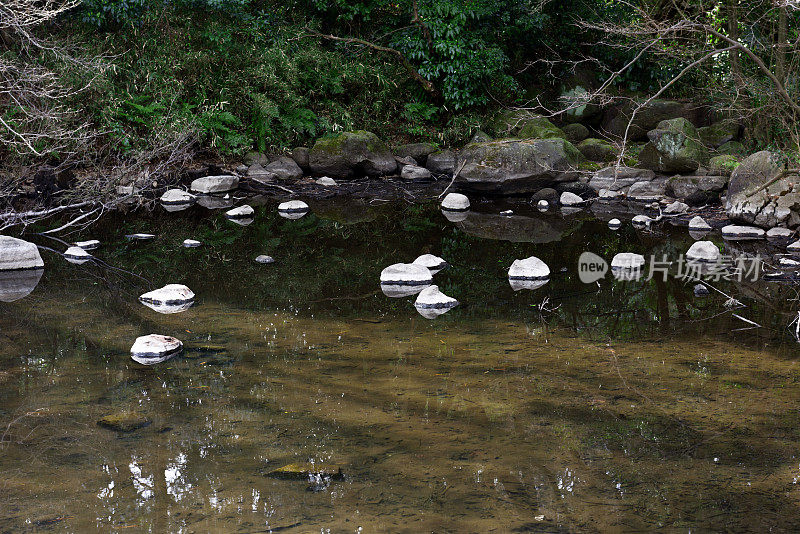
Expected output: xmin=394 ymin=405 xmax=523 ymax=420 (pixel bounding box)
xmin=411 ymin=254 xmax=448 ymax=273
xmin=0 ymin=236 xmax=44 ymax=271
xmin=721 ymin=225 xmax=765 ymax=240
xmin=130 ymin=334 xmax=183 ymax=365
xmin=611 ymin=253 xmax=645 ymax=280
xmin=631 ymin=215 xmax=652 ymax=228
xmin=255 ymin=255 xmax=275 ymax=264
xmin=537 ymin=200 xmax=549 ymax=210
xmin=694 ymin=283 xmax=710 ymax=297
xmin=767 ymin=227 xmax=793 ymax=239
xmin=664 ymin=201 xmax=689 ymax=214
xmin=686 ymin=241 xmax=720 ymax=263
xmin=788 ymin=240 xmax=800 ymax=253
xmin=225 ymin=205 xmax=255 ymax=219
xmin=500 ymin=210 xmax=513 ymax=216
xmin=441 ymin=193 xmax=470 ymax=211
xmin=688 ymin=216 xmax=711 ymax=231
xmin=190 ymin=175 xmax=239 ymax=194
xmin=380 ymin=263 xmax=432 ymax=287
xmin=608 ymin=218 xmax=622 ymax=230
xmin=508 ymin=256 xmax=550 ymax=289
xmin=780 ymin=257 xmax=800 ymax=267
xmin=559 ymin=191 xmax=584 ymax=206
xmin=401 ymin=165 xmax=433 ymax=181
xmin=598 ymin=189 xmax=623 ymax=199
xmin=63 ymin=246 xmax=92 ymax=264
xmin=0 ymin=270 xmax=43 ymax=302
xmin=160 ymin=189 xmax=196 ymax=206
xmin=278 ymin=200 xmax=310 ymax=219
xmin=139 ymin=284 xmax=194 ymax=314
xmin=125 ymin=233 xmax=155 ymax=240
xmin=183 ymin=239 xmax=201 ymax=248
xmin=414 ymin=285 xmax=459 ymax=319
xmin=316 ymin=177 xmax=337 ymax=187
xmin=75 ymin=239 xmax=100 ymax=251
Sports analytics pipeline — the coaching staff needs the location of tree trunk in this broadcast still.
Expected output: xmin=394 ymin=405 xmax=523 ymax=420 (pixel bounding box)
xmin=776 ymin=5 xmax=787 ymax=83
xmin=727 ymin=0 xmax=739 ymax=79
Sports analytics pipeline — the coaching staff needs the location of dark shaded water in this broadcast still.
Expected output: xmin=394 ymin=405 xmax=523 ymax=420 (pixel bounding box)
xmin=2 ymin=199 xmax=800 ymax=532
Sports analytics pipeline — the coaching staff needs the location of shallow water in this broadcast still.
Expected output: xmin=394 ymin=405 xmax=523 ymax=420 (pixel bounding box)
xmin=2 ymin=199 xmax=800 ymax=532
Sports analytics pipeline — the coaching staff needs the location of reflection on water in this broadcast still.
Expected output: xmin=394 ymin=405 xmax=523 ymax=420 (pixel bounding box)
xmin=2 ymin=200 xmax=800 ymax=532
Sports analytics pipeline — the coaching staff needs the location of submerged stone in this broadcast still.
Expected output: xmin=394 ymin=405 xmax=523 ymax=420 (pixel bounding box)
xmin=631 ymin=215 xmax=652 ymax=228
xmin=160 ymin=189 xmax=196 ymax=212
xmin=255 ymin=255 xmax=275 ymax=264
xmin=441 ymin=209 xmax=468 ymax=223
xmin=190 ymin=175 xmax=239 ymax=194
xmin=0 ymin=236 xmax=44 ymax=271
xmin=721 ymin=225 xmax=765 ymax=240
xmin=0 ymin=269 xmax=43 ymax=302
xmin=197 ymin=195 xmax=234 ymax=209
xmin=266 ymin=462 xmax=344 ymax=481
xmin=608 ymin=218 xmax=622 ymax=230
xmin=414 ymin=285 xmax=459 ymax=319
xmin=130 ymin=334 xmax=183 ymax=365
xmin=139 ymin=284 xmax=194 ymax=314
xmin=97 ymin=412 xmax=151 ymax=432
xmin=125 ymin=233 xmax=155 ymax=241
xmin=441 ymin=193 xmax=470 ymax=211
xmin=411 ymin=254 xmax=448 ymax=273
xmin=183 ymin=239 xmax=201 ymax=248
xmin=63 ymin=246 xmax=92 ymax=265
xmin=75 ymin=240 xmax=100 ymax=251
xmin=537 ymin=200 xmax=549 ymax=211
xmin=278 ymin=200 xmax=310 ymax=219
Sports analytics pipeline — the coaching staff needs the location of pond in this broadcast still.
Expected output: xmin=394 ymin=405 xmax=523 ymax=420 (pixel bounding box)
xmin=2 ymin=198 xmax=800 ymax=532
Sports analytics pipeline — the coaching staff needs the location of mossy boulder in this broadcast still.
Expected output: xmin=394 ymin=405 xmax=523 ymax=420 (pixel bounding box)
xmin=601 ymin=99 xmax=699 ymax=141
xmin=577 ymin=138 xmax=617 ymax=162
xmin=726 ymin=151 xmax=800 ymax=227
xmin=426 ymin=150 xmax=456 ymax=174
xmin=486 ymin=110 xmax=565 ymax=140
xmin=717 ymin=140 xmax=747 ymax=156
xmin=455 ymin=138 xmax=585 ymax=194
xmin=97 ymin=411 xmax=151 ymax=432
xmin=698 ymin=120 xmax=740 ymax=148
xmin=394 ymin=142 xmax=437 ymax=165
xmin=666 ymin=174 xmax=728 ymax=201
xmin=559 ymin=84 xmax=602 ymax=124
xmin=708 ymin=154 xmax=740 ymax=177
xmin=563 ymin=123 xmax=590 ymax=144
xmin=309 ymin=130 xmax=397 ymax=179
xmin=470 ymin=130 xmax=492 ymax=143
xmin=637 ymin=118 xmax=709 ymax=174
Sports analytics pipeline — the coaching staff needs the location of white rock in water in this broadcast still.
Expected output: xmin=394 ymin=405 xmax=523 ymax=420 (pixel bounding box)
xmin=412 ymin=254 xmax=448 ymax=273
xmin=688 ymin=216 xmax=711 ymax=232
xmin=559 ymin=192 xmax=584 ymax=206
xmin=130 ymin=334 xmax=183 ymax=365
xmin=190 ymin=175 xmax=239 ymax=194
xmin=788 ymin=240 xmax=800 ymax=253
xmin=139 ymin=284 xmax=194 ymax=314
xmin=414 ymin=285 xmax=459 ymax=318
xmin=225 ymin=205 xmax=255 ymax=219
xmin=694 ymin=283 xmax=710 ymax=297
xmin=316 ymin=177 xmax=337 ymax=187
xmin=686 ymin=241 xmax=720 ymax=263
xmin=126 ymin=233 xmax=155 ymax=240
xmin=0 ymin=236 xmax=44 ymax=271
xmin=631 ymin=214 xmax=652 ymax=228
xmin=0 ymin=269 xmax=43 ymax=302
xmin=441 ymin=193 xmax=470 ymax=211
xmin=508 ymin=257 xmax=550 ymax=292
xmin=401 ymin=165 xmax=433 ymax=182
xmin=767 ymin=227 xmax=793 ymax=239
xmin=611 ymin=253 xmax=645 ymax=280
xmin=664 ymin=201 xmax=689 ymax=214
xmin=183 ymin=239 xmax=201 ymax=248
xmin=75 ymin=239 xmax=100 ymax=251
xmin=780 ymin=257 xmax=800 ymax=267
xmin=721 ymin=225 xmax=765 ymax=240
xmin=64 ymin=246 xmax=92 ymax=264
xmin=537 ymin=200 xmax=549 ymax=211
xmin=608 ymin=218 xmax=622 ymax=230
xmin=598 ymin=189 xmax=623 ymax=199
xmin=278 ymin=200 xmax=310 ymax=219
xmin=380 ymin=263 xmax=432 ymax=287
xmin=160 ymin=189 xmax=196 ymax=206
xmin=255 ymin=255 xmax=275 ymax=264
xmin=197 ymin=195 xmax=234 ymax=209
xmin=500 ymin=210 xmax=514 ymax=216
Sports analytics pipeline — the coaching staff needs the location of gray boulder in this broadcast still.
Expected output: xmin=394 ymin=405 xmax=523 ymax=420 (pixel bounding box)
xmin=577 ymin=138 xmax=617 ymax=162
xmin=394 ymin=143 xmax=437 ymax=165
xmin=191 ymin=175 xmax=239 ymax=194
xmin=602 ymin=99 xmax=700 ymax=141
xmin=455 ymin=138 xmax=584 ymax=194
xmin=486 ymin=110 xmax=566 ymax=139
xmin=309 ymin=130 xmax=397 ymax=179
xmin=627 ymin=177 xmax=669 ymax=201
xmin=666 ymin=174 xmax=727 ymax=200
xmin=563 ymin=123 xmax=590 ymax=144
xmin=400 ymin=165 xmax=433 ymax=182
xmin=637 ymin=118 xmax=709 ymax=174
xmin=698 ymin=120 xmax=740 ymax=148
xmin=290 ymin=147 xmax=310 ymax=170
xmin=426 ymin=150 xmax=456 ymax=174
xmin=726 ymin=151 xmax=800 ymax=228
xmin=0 ymin=236 xmax=44 ymax=271
xmin=588 ymin=166 xmax=656 ymax=192
xmin=266 ymin=156 xmax=303 ymax=180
